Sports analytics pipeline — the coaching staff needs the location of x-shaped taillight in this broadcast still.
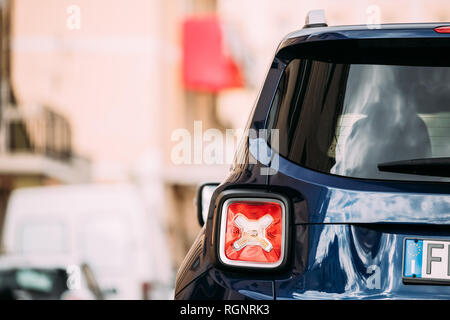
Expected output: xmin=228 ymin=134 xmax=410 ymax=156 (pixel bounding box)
xmin=232 ymin=214 xmax=273 ymax=252
xmin=218 ymin=197 xmax=286 ymax=269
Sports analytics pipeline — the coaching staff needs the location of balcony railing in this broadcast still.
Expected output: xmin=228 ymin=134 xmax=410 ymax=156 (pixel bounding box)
xmin=0 ymin=105 xmax=72 ymax=161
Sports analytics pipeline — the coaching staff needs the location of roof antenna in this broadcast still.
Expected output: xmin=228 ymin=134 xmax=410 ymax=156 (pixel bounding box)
xmin=304 ymin=9 xmax=328 ymax=28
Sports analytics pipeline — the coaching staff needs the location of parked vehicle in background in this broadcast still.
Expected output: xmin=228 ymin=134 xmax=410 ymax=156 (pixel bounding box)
xmin=0 ymin=255 xmax=102 ymax=300
xmin=2 ymin=184 xmax=173 ymax=299
xmin=175 ymin=11 xmax=450 ymax=300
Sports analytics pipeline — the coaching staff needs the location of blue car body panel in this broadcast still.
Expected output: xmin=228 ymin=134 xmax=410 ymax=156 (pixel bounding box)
xmin=277 ymin=225 xmax=450 ymax=299
xmin=267 ymin=141 xmax=450 ymax=225
xmin=174 ymin=23 xmax=450 ymax=300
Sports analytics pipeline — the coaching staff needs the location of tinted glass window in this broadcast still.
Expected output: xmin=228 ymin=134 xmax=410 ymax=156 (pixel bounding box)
xmin=272 ymin=59 xmax=450 ymax=182
xmin=0 ymin=268 xmax=68 ymax=299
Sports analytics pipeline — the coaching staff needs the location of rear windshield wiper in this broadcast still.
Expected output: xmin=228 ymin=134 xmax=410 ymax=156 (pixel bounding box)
xmin=377 ymin=157 xmax=450 ymax=178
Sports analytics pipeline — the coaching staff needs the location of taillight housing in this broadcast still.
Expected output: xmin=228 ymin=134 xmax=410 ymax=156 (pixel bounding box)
xmin=218 ymin=195 xmax=288 ymax=269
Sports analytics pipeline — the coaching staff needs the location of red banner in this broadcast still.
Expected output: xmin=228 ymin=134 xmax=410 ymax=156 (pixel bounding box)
xmin=182 ymin=15 xmax=244 ymax=92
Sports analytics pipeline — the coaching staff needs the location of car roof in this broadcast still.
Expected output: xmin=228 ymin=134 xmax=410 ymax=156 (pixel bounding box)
xmin=6 ymin=183 xmax=147 ymax=215
xmin=0 ymin=254 xmax=81 ymax=270
xmin=277 ymin=22 xmax=450 ymax=53
xmin=9 ymin=183 xmax=138 ymax=196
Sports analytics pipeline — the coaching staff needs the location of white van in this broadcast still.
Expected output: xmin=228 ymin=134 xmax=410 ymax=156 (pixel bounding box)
xmin=2 ymin=184 xmax=173 ymax=300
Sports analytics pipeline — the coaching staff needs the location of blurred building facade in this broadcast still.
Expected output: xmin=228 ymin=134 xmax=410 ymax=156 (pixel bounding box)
xmin=0 ymin=0 xmax=90 ymax=247
xmin=4 ymin=0 xmax=450 ymax=266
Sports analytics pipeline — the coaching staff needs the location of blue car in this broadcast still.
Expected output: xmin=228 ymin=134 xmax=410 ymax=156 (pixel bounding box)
xmin=175 ymin=11 xmax=450 ymax=300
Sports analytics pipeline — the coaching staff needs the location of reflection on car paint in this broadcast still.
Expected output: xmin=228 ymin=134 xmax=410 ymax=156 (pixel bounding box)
xmin=277 ymin=225 xmax=450 ymax=299
xmin=324 ymin=189 xmax=450 ymax=224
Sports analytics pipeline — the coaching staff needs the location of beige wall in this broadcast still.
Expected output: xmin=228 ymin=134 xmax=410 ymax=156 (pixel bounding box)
xmin=9 ymin=0 xmax=220 ymax=268
xmin=12 ymin=0 xmax=169 ymax=181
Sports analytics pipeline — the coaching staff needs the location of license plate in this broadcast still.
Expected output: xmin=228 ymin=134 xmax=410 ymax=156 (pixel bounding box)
xmin=403 ymin=238 xmax=450 ymax=284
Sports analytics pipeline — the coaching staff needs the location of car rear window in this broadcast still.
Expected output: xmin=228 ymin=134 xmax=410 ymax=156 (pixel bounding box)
xmin=0 ymin=268 xmax=68 ymax=299
xmin=270 ymin=56 xmax=450 ymax=182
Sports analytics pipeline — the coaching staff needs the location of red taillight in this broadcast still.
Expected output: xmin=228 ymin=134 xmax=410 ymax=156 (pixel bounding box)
xmin=434 ymin=26 xmax=450 ymax=34
xmin=218 ymin=198 xmax=286 ymax=269
xmin=142 ymin=282 xmax=152 ymax=300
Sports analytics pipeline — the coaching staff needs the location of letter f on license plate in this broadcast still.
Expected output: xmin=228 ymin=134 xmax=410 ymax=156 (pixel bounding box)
xmin=403 ymin=239 xmax=450 ymax=284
